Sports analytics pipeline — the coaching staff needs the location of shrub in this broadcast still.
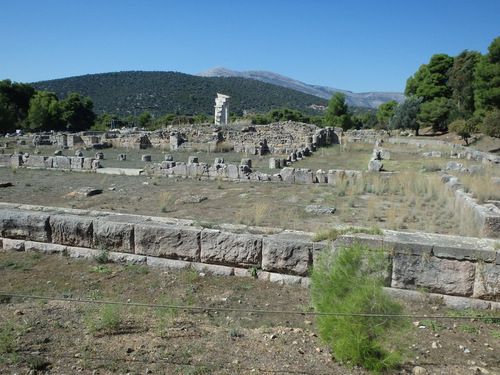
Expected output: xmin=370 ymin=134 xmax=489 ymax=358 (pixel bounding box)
xmin=310 ymin=243 xmax=405 ymax=373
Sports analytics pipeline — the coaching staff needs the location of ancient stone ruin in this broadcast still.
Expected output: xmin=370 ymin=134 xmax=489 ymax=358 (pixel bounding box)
xmin=214 ymin=93 xmax=230 ymax=125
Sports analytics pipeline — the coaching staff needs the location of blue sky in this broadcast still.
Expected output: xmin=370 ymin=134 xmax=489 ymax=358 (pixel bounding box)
xmin=1 ymin=0 xmax=499 ymax=93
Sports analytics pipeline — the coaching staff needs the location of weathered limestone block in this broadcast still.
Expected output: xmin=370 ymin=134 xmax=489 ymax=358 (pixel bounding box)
xmin=294 ymin=168 xmax=314 ymax=184
xmin=200 ymin=229 xmax=262 ymax=267
xmin=93 ymin=216 xmax=141 ymax=253
xmin=280 ymin=167 xmax=295 ymax=183
xmin=226 ymin=164 xmax=239 ymax=179
xmin=50 ymin=214 xmax=94 ymax=248
xmin=191 ymin=262 xmax=234 ymax=276
xmin=262 ymin=234 xmax=313 ymax=276
xmin=82 ymin=157 xmax=95 ymax=169
xmin=70 ymin=157 xmax=83 ymax=170
xmin=316 ymin=169 xmax=327 ymax=183
xmin=108 ymin=252 xmax=146 ymax=264
xmin=11 ymin=154 xmax=22 ymax=167
xmin=0 ymin=154 xmax=11 ymax=166
xmin=52 ymin=156 xmax=71 ymax=169
xmin=2 ymin=238 xmax=25 ymax=251
xmin=134 ymin=222 xmax=200 ymax=261
xmin=146 ymin=256 xmax=191 ymax=270
xmin=392 ymin=254 xmax=475 ymax=296
xmin=383 ymin=231 xmax=435 ymax=255
xmin=25 ymin=155 xmax=53 ymax=168
xmin=368 ymin=159 xmax=383 ymax=172
xmin=327 ymin=169 xmax=345 ymax=185
xmin=0 ymin=209 xmax=51 ymax=242
xmin=269 ymin=158 xmax=280 ymax=169
xmin=66 ymin=246 xmax=100 ymax=260
xmin=473 ymin=263 xmax=500 ymax=299
xmin=172 ymin=163 xmax=187 ymax=175
xmin=25 ymin=241 xmax=66 ymax=254
xmin=269 ymin=272 xmax=303 ymax=286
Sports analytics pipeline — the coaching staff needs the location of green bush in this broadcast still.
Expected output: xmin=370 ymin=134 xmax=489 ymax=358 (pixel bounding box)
xmin=310 ymin=243 xmax=405 ymax=373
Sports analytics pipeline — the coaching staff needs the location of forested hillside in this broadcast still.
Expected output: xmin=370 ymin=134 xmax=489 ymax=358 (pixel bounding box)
xmin=31 ymin=71 xmax=329 ymax=118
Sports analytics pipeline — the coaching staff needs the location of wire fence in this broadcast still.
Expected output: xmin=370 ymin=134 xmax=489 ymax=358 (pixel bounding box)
xmin=1 ymin=291 xmax=499 ymax=320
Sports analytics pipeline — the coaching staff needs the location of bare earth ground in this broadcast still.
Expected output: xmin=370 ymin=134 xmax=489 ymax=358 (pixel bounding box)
xmin=1 ymin=250 xmax=500 ymax=375
xmin=1 ymin=133 xmax=500 ymax=374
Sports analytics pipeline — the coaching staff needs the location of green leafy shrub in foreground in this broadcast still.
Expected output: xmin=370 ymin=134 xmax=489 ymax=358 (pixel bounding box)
xmin=310 ymin=243 xmax=406 ymax=373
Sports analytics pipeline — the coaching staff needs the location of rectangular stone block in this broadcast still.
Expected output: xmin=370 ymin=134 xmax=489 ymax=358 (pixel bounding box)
xmin=108 ymin=252 xmax=146 ymax=264
xmin=93 ymin=215 xmax=142 ymax=253
xmin=383 ymin=231 xmax=434 ymax=255
xmin=279 ymin=167 xmax=295 ymax=183
xmin=200 ymin=229 xmax=262 ymax=267
xmin=70 ymin=157 xmax=83 ymax=170
xmin=293 ymin=169 xmax=314 ymax=184
xmin=2 ymin=238 xmax=25 ymax=251
xmin=50 ymin=214 xmax=94 ymax=248
xmin=191 ymin=262 xmax=234 ymax=276
xmin=66 ymin=246 xmax=100 ymax=260
xmin=473 ymin=262 xmax=500 ymax=299
xmin=25 ymin=241 xmax=66 ymax=254
xmin=226 ymin=164 xmax=239 ymax=179
xmin=146 ymin=256 xmax=191 ymax=270
xmin=391 ymin=253 xmax=475 ymax=296
xmin=269 ymin=272 xmax=303 ymax=286
xmin=82 ymin=158 xmax=95 ymax=169
xmin=0 ymin=209 xmax=51 ymax=242
xmin=25 ymin=155 xmax=52 ymax=168
xmin=135 ymin=222 xmax=200 ymax=261
xmin=262 ymin=234 xmax=313 ymax=276
xmin=52 ymin=156 xmax=71 ymax=169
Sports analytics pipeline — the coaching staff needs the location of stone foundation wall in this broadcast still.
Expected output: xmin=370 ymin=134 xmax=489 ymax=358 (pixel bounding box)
xmin=1 ymin=203 xmax=499 ymax=309
xmin=0 ymin=154 xmax=100 ymax=170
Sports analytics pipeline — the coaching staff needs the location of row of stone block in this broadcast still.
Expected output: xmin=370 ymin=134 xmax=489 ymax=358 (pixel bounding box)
xmin=0 ymin=208 xmax=319 ymax=276
xmin=0 ymin=204 xmax=499 ymax=301
xmin=0 ymin=153 xmax=100 ymax=170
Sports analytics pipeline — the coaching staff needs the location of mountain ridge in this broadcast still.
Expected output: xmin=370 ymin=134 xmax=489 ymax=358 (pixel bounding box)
xmin=196 ymin=66 xmax=405 ymax=109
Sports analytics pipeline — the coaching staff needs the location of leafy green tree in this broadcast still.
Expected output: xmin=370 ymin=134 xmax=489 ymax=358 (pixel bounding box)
xmin=481 ymin=110 xmax=500 ymax=138
xmin=138 ymin=111 xmax=152 ymax=128
xmin=323 ymin=93 xmax=354 ymax=130
xmin=27 ymin=91 xmax=63 ymax=132
xmin=311 ymin=243 xmax=405 ymax=373
xmin=474 ymin=36 xmax=500 ymax=114
xmin=377 ymin=100 xmax=398 ymax=128
xmin=418 ymin=97 xmax=453 ymax=132
xmin=405 ymin=54 xmax=453 ymax=101
xmin=250 ymin=114 xmax=269 ymax=125
xmin=60 ymin=93 xmax=96 ymax=131
xmin=448 ymin=119 xmax=478 ymax=145
xmin=268 ymin=108 xmax=309 ymax=123
xmin=389 ymin=97 xmax=422 ymax=135
xmin=447 ymin=50 xmax=481 ymax=116
xmin=0 ymin=93 xmax=16 ymax=133
xmin=0 ymin=79 xmax=36 ymax=130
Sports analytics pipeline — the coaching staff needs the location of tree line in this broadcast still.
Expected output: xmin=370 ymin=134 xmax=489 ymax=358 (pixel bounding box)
xmin=383 ymin=36 xmax=500 ymax=141
xmin=0 ymin=79 xmax=95 ymax=133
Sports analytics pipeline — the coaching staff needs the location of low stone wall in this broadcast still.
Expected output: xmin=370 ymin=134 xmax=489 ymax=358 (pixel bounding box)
xmin=0 ymin=154 xmax=100 ymax=170
xmin=0 ymin=203 xmax=499 ymax=310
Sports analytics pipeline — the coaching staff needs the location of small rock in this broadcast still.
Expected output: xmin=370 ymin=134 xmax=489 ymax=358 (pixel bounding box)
xmin=412 ymin=366 xmax=428 ymax=375
xmin=431 ymin=341 xmax=438 ymax=349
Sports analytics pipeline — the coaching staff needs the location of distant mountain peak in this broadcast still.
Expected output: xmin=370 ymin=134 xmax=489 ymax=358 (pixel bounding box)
xmin=196 ymin=66 xmax=404 ymax=109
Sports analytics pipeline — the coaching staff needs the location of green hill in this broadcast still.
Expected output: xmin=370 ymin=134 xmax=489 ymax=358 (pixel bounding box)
xmin=31 ymin=71 xmax=329 ymax=118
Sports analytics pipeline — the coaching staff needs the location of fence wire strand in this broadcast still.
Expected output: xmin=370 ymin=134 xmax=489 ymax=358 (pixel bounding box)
xmin=1 ymin=292 xmax=498 ymax=320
